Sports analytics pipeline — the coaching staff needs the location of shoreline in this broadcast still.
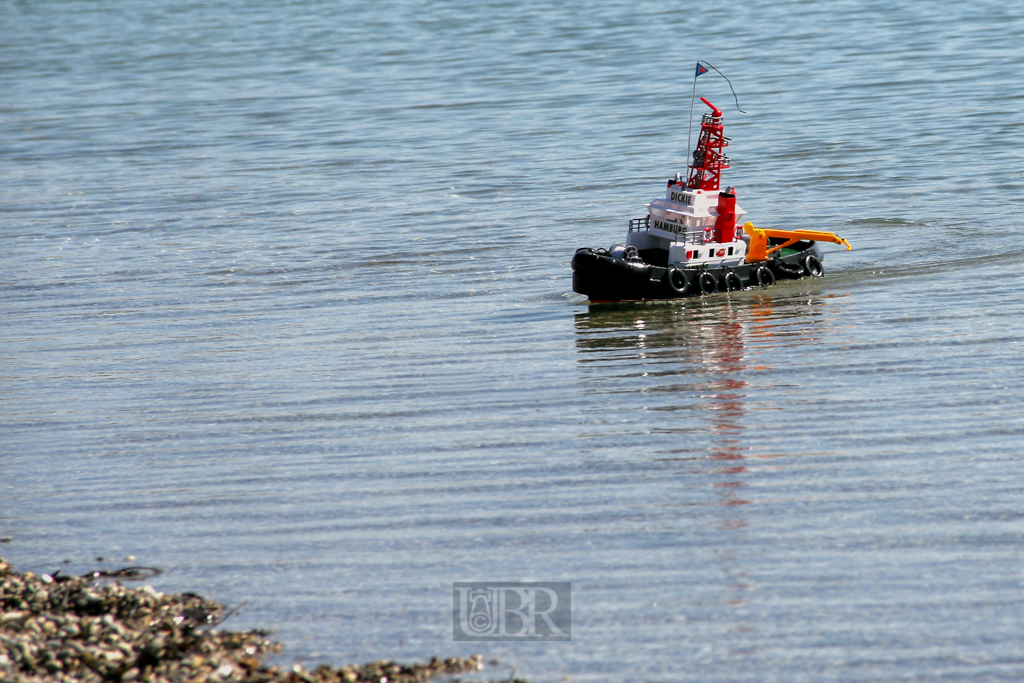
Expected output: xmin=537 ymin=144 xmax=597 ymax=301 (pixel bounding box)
xmin=0 ymin=559 xmax=525 ymax=683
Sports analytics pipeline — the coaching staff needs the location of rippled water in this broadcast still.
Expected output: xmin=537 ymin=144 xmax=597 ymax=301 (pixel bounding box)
xmin=4 ymin=1 xmax=1024 ymax=680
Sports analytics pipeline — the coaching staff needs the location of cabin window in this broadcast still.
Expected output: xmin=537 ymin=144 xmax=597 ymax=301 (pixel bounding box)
xmin=694 ymin=250 xmax=701 ymax=259
xmin=728 ymin=247 xmax=734 ymax=255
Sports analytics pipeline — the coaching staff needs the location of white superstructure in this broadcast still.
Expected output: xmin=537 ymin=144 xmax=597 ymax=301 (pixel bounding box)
xmin=625 ymin=177 xmax=748 ymax=269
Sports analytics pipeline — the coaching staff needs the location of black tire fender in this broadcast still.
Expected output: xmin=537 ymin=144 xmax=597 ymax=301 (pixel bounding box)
xmin=666 ymin=267 xmax=688 ymax=296
xmin=754 ymin=265 xmax=776 ymax=287
xmin=803 ymin=254 xmax=824 ymax=277
xmin=723 ymin=270 xmax=743 ymax=292
xmin=773 ymin=259 xmax=804 ymax=278
xmin=698 ymin=271 xmax=718 ymax=295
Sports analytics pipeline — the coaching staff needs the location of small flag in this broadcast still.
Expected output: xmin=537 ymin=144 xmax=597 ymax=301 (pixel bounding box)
xmin=695 ymin=62 xmax=709 ymax=78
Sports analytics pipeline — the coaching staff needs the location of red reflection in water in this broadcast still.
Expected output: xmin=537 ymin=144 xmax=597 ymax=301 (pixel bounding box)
xmin=576 ymin=293 xmax=839 ymax=662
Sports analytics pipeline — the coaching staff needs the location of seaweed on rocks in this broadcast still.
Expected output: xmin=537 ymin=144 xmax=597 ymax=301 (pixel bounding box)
xmin=0 ymin=559 xmax=523 ymax=683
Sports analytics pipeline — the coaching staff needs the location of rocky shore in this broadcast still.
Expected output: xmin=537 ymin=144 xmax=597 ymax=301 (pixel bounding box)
xmin=0 ymin=559 xmax=521 ymax=683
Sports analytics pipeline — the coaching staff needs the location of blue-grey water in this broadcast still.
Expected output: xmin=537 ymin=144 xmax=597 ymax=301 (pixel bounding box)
xmin=3 ymin=1 xmax=1024 ymax=681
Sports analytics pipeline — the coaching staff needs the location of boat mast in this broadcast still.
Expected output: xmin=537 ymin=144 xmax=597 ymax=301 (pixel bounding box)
xmin=687 ymin=98 xmax=729 ymax=191
xmin=685 ymin=60 xmax=746 ymax=190
xmin=685 ymin=61 xmax=707 ymax=187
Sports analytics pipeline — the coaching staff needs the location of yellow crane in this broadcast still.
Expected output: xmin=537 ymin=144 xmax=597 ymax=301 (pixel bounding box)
xmin=743 ymin=222 xmax=851 ymax=263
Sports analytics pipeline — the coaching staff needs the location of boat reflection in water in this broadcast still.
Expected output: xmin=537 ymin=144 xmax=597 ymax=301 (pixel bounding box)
xmin=574 ymin=288 xmax=845 ymax=483
xmin=573 ymin=288 xmax=846 ymax=655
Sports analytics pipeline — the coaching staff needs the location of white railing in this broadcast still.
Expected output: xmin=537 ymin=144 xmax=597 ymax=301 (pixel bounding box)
xmin=628 ymin=216 xmax=707 ymax=244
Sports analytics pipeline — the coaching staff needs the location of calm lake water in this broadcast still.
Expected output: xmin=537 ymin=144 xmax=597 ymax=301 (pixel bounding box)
xmin=4 ymin=1 xmax=1024 ymax=680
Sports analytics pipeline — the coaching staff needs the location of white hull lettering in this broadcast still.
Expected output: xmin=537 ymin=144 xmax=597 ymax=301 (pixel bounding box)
xmin=668 ymin=191 xmax=693 ymax=205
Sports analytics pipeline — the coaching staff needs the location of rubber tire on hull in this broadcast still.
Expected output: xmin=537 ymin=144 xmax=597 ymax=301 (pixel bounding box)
xmin=666 ymin=267 xmax=688 ymax=296
xmin=803 ymin=254 xmax=824 ymax=277
xmin=722 ymin=271 xmax=743 ymax=292
xmin=773 ymin=259 xmax=804 ymax=278
xmin=698 ymin=272 xmax=717 ymax=295
xmin=753 ymin=265 xmax=775 ymax=287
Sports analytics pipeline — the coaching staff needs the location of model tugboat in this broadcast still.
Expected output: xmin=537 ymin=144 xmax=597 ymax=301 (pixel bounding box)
xmin=572 ymin=96 xmax=851 ymax=302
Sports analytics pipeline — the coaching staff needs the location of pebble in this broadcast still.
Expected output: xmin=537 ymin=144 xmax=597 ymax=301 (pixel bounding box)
xmin=0 ymin=558 xmax=520 ymax=683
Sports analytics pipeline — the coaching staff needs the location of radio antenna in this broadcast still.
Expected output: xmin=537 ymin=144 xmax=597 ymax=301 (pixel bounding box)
xmin=686 ymin=60 xmax=746 ymax=177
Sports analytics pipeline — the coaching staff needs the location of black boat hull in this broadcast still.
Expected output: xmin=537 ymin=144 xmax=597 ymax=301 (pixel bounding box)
xmin=571 ymin=241 xmax=825 ymax=302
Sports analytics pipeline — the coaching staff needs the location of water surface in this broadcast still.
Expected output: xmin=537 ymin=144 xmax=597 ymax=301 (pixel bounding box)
xmin=3 ymin=1 xmax=1024 ymax=680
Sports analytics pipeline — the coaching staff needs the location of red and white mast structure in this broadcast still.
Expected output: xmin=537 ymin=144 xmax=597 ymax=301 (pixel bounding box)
xmin=687 ymin=97 xmax=729 ymax=192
